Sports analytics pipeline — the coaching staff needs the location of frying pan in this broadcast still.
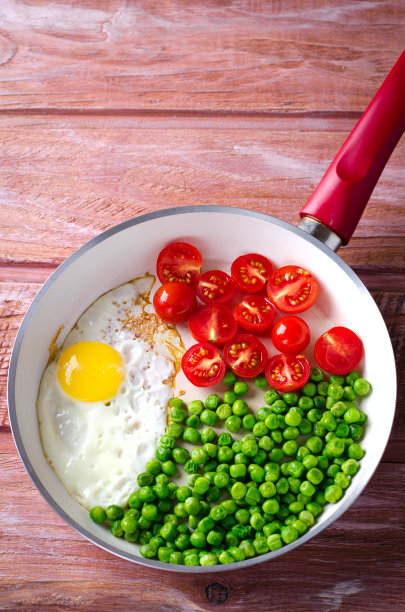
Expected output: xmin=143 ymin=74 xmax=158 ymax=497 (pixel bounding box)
xmin=8 ymin=51 xmax=405 ymax=572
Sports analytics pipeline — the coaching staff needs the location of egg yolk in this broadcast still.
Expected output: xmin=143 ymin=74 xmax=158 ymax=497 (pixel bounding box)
xmin=57 ymin=341 xmax=124 ymax=402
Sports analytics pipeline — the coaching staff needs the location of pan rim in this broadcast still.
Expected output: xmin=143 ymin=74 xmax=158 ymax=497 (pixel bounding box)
xmin=7 ymin=204 xmax=397 ymax=573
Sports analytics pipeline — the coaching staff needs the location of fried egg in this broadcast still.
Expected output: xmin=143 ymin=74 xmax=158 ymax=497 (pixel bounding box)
xmin=37 ymin=275 xmax=183 ymax=509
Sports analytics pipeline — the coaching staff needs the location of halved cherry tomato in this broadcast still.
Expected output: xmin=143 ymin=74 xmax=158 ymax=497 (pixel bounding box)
xmin=231 ymin=253 xmax=273 ymax=293
xmin=234 ymin=296 xmax=276 ymax=334
xmin=267 ymin=265 xmax=318 ymax=313
xmin=271 ymin=316 xmax=310 ymax=353
xmin=157 ymin=242 xmax=202 ymax=288
xmin=265 ymin=353 xmax=310 ymax=392
xmin=188 ymin=304 xmax=237 ymax=345
xmin=196 ymin=270 xmax=235 ymax=305
xmin=223 ymin=333 xmax=268 ymax=378
xmin=314 ymin=326 xmax=363 ymax=375
xmin=181 ymin=342 xmax=225 ymax=387
xmin=153 ymin=282 xmax=196 ymax=324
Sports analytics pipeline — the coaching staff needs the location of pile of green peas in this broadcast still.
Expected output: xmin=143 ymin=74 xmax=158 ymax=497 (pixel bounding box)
xmin=89 ymin=368 xmax=371 ymax=566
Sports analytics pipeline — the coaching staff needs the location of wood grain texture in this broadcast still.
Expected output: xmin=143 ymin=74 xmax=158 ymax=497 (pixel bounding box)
xmin=0 ymin=0 xmax=404 ymax=112
xmin=0 ymin=115 xmax=404 ymax=268
xmin=0 ymin=433 xmax=404 ymax=611
xmin=1 ymin=0 xmax=405 ymax=609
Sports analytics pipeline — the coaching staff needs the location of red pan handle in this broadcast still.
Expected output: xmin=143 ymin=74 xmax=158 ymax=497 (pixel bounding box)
xmin=300 ymin=50 xmax=405 ymax=245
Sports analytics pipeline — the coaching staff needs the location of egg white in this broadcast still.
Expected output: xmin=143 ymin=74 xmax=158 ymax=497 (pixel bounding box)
xmin=37 ymin=276 xmax=180 ymax=509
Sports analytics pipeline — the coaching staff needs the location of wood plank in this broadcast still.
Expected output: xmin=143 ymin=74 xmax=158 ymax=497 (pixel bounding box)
xmin=0 ymin=115 xmax=404 ymax=268
xmin=0 ymin=0 xmax=403 ymax=112
xmin=0 ymin=433 xmax=403 ymax=610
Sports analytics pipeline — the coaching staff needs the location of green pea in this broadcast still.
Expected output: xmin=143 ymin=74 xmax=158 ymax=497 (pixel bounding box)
xmin=183 ymin=460 xmax=199 ymax=475
xmin=344 ymin=407 xmax=361 ymax=424
xmin=325 ymin=438 xmax=345 ymax=458
xmin=232 ymin=399 xmax=249 ymax=416
xmin=200 ymin=409 xmax=218 ymax=426
xmin=283 ymin=427 xmax=300 ymax=441
xmin=320 ymin=411 xmax=337 ymax=431
xmin=282 ymin=440 xmax=297 ymax=456
xmin=307 ymin=408 xmax=322 ymax=423
xmin=285 ymin=410 xmax=302 ymax=427
xmin=280 ymin=525 xmax=299 ymax=544
xmin=225 ymin=415 xmax=242 ymax=433
xmin=253 ymin=421 xmax=269 ymax=438
xmin=307 ymin=467 xmax=324 ymax=485
xmin=160 ymin=435 xmax=176 ymax=449
xmin=349 ymin=424 xmax=364 ymax=441
xmin=335 ymin=471 xmax=350 ymax=489
xmin=223 ymin=390 xmax=237 ymax=405
xmin=160 ymin=521 xmax=178 ymax=541
xmin=282 ymin=391 xmax=298 ymax=406
xmin=204 ymin=394 xmax=220 ymax=409
xmin=206 ymin=529 xmax=224 ymax=546
xmin=223 ymin=370 xmax=237 ymax=385
xmin=264 ymin=389 xmax=280 ymax=405
xmin=89 ymin=506 xmax=107 ymax=524
xmin=242 ymin=413 xmax=257 ymax=430
xmin=172 ymin=447 xmax=190 ymax=465
xmin=301 ymin=382 xmax=317 ymax=397
xmin=174 ymin=525 xmax=190 ymax=551
xmin=190 ymin=530 xmax=207 ymax=549
xmin=166 ymin=423 xmax=183 ymax=438
xmin=317 ymin=381 xmax=329 ymax=396
xmin=313 ymin=395 xmax=326 ymax=410
xmin=258 ymin=435 xmax=274 ymax=452
xmin=310 ymin=367 xmax=324 ymax=382
xmin=170 ymin=407 xmax=187 ymax=423
xmin=140 ymin=542 xmax=158 ymax=559
xmin=300 ymin=480 xmax=316 ymax=497
xmin=158 ymin=546 xmax=173 ymax=562
xmin=328 ymin=383 xmax=344 ymax=400
xmin=154 ymin=483 xmax=170 ymax=499
xmin=216 ymin=403 xmax=232 ymax=420
xmin=324 ymin=484 xmax=343 ymax=503
xmin=234 ymin=381 xmax=248 ymax=395
xmin=241 ymin=439 xmax=258 ymax=457
xmin=199 ymin=428 xmax=215 ymax=446
xmin=161 ymin=460 xmax=177 ymax=477
xmin=287 ymin=460 xmax=305 ymax=478
xmin=184 ymin=496 xmax=202 ymax=516
xmin=188 ymin=400 xmax=204 ymax=415
xmin=348 ymin=443 xmax=365 ymax=460
xmin=137 ymin=472 xmax=153 ymax=487
xmin=214 ymin=471 xmax=230 ymax=488
xmin=182 ymin=427 xmax=200 ymax=445
xmin=342 ymin=458 xmax=359 ymax=475
xmin=255 ymin=375 xmax=268 ymax=389
xmin=265 ymin=413 xmax=279 ymax=430
xmin=271 ymin=399 xmax=288 ymax=414
xmin=106 ymin=505 xmax=124 ymax=521
xmin=267 ymin=533 xmax=282 ymax=550
xmin=217 ymin=446 xmax=235 ymax=464
xmin=269 ymin=448 xmax=284 ymax=462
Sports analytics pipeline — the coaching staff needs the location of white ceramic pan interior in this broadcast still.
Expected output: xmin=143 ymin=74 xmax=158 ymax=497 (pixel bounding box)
xmin=8 ymin=206 xmax=397 ymax=572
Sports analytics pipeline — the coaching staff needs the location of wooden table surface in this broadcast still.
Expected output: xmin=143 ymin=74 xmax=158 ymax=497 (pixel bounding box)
xmin=1 ymin=1 xmax=404 ymax=610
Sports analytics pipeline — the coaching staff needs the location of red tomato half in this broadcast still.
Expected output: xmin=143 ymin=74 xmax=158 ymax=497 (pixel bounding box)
xmin=234 ymin=296 xmax=276 ymax=334
xmin=314 ymin=326 xmax=363 ymax=375
xmin=153 ymin=282 xmax=196 ymax=324
xmin=231 ymin=253 xmax=273 ymax=293
xmin=189 ymin=304 xmax=237 ymax=345
xmin=181 ymin=343 xmax=225 ymax=387
xmin=267 ymin=265 xmax=318 ymax=313
xmin=157 ymin=242 xmax=203 ymax=288
xmin=265 ymin=353 xmax=310 ymax=392
xmin=271 ymin=316 xmax=310 ymax=353
xmin=196 ymin=270 xmax=235 ymax=305
xmin=223 ymin=333 xmax=268 ymax=378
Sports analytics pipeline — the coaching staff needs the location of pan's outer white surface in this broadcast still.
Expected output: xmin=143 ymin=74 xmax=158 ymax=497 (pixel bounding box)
xmin=8 ymin=206 xmax=396 ymax=572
